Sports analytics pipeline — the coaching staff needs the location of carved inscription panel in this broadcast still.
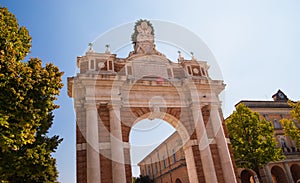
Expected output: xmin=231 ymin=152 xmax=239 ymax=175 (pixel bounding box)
xmin=132 ymin=61 xmax=168 ymax=79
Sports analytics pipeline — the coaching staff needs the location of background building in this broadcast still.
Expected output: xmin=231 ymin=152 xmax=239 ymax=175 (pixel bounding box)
xmin=235 ymin=90 xmax=300 ymax=183
xmin=138 ymin=132 xmax=189 ymax=183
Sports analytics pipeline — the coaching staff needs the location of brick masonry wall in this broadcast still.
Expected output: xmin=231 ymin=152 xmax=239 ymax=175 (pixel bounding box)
xmin=77 ymin=150 xmax=87 ymax=183
xmin=210 ymin=144 xmax=225 ymax=183
xmin=192 ymin=145 xmax=205 ymax=182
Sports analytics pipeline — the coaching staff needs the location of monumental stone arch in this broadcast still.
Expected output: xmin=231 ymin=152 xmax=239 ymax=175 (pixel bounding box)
xmin=68 ymin=20 xmax=238 ymax=183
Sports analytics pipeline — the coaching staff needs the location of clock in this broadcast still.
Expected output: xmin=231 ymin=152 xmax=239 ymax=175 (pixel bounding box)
xmin=278 ymin=92 xmax=284 ymax=99
xmin=193 ymin=68 xmax=199 ymax=74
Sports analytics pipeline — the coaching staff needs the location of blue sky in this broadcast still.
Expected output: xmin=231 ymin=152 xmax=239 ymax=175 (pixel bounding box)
xmin=1 ymin=0 xmax=300 ymax=182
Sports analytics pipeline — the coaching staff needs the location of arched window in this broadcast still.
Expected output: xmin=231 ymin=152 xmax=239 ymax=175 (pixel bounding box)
xmin=175 ymin=179 xmax=182 ymax=183
xmin=148 ymin=165 xmax=151 ymax=176
xmin=240 ymin=169 xmax=256 ymax=183
xmin=172 ymin=149 xmax=176 ymax=163
xmin=273 ymin=119 xmax=282 ymax=129
xmin=290 ymin=164 xmax=300 ymax=182
xmin=271 ymin=166 xmax=289 ymax=183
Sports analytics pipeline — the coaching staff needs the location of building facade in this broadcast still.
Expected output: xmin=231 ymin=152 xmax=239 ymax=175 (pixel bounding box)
xmin=235 ymin=90 xmax=300 ymax=183
xmin=138 ymin=132 xmax=189 ymax=183
xmin=68 ymin=20 xmax=237 ymax=183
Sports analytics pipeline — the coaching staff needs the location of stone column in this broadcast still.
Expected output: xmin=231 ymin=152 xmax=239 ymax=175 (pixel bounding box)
xmin=264 ymin=165 xmax=273 ymax=183
xmin=284 ymin=163 xmax=294 ymax=183
xmin=210 ymin=104 xmax=237 ymax=183
xmin=191 ymin=103 xmax=218 ymax=182
xmin=109 ymin=103 xmax=126 ymax=183
xmin=183 ymin=143 xmax=199 ymax=183
xmin=85 ymin=102 xmax=101 ymax=183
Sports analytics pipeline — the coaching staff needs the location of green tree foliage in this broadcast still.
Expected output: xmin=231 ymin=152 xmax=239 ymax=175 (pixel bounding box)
xmin=226 ymin=103 xmax=284 ymax=180
xmin=0 ymin=6 xmax=63 ymax=182
xmin=133 ymin=175 xmax=153 ymax=183
xmin=281 ymin=101 xmax=300 ymax=149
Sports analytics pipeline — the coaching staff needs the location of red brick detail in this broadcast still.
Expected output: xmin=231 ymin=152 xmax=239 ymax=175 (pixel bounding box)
xmin=130 ymin=107 xmax=150 ymax=118
xmin=192 ymin=145 xmax=205 ymax=182
xmin=77 ymin=125 xmax=86 ymax=144
xmin=166 ymin=107 xmax=181 ymax=120
xmin=228 ymin=144 xmax=239 ymax=180
xmin=201 ymin=105 xmax=210 ymax=126
xmin=100 ymin=153 xmax=112 ymax=183
xmin=190 ymin=130 xmax=197 ymax=140
xmin=122 ymin=123 xmax=131 ymax=142
xmin=210 ymin=144 xmax=225 ymax=183
xmin=98 ymin=104 xmax=111 ymax=143
xmin=77 ymin=150 xmax=87 ymax=183
xmin=125 ymin=164 xmax=132 ymax=183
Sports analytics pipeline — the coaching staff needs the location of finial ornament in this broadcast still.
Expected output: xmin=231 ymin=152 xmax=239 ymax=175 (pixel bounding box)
xmin=105 ymin=44 xmax=111 ymax=54
xmin=177 ymin=50 xmax=184 ymax=62
xmin=190 ymin=52 xmax=196 ymax=60
xmin=88 ymin=42 xmax=94 ymax=52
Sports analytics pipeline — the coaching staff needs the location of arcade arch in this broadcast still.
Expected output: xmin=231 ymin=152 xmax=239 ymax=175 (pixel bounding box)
xmin=291 ymin=164 xmax=300 ymax=182
xmin=271 ymin=165 xmax=289 ymax=183
xmin=240 ymin=169 xmax=256 ymax=183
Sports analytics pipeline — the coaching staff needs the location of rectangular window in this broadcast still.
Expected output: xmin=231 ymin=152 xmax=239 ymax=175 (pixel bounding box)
xmin=108 ymin=60 xmax=113 ymax=71
xmin=173 ymin=152 xmax=176 ymax=163
xmin=127 ymin=66 xmax=132 ymax=75
xmin=148 ymin=165 xmax=151 ymax=176
xmin=167 ymin=68 xmax=173 ymax=78
xmin=201 ymin=67 xmax=206 ymax=76
xmin=187 ymin=65 xmax=192 ymax=75
xmin=90 ymin=59 xmax=95 ymax=70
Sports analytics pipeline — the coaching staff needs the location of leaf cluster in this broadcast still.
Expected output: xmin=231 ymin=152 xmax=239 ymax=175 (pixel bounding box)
xmin=133 ymin=175 xmax=153 ymax=183
xmin=0 ymin=6 xmax=63 ymax=182
xmin=226 ymin=104 xmax=284 ymax=171
xmin=280 ymin=100 xmax=300 ymax=148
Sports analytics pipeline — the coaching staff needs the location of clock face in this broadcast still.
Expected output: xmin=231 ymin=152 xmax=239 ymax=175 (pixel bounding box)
xmin=193 ymin=68 xmax=199 ymax=74
xmin=278 ymin=92 xmax=284 ymax=99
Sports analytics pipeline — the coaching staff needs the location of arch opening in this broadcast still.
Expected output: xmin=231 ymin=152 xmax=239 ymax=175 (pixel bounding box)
xmin=175 ymin=178 xmax=182 ymax=183
xmin=240 ymin=169 xmax=256 ymax=183
xmin=291 ymin=164 xmax=300 ymax=182
xmin=271 ymin=166 xmax=289 ymax=183
xmin=129 ymin=118 xmax=176 ymax=178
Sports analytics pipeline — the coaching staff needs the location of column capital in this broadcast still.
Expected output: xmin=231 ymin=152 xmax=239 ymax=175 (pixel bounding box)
xmin=210 ymin=102 xmax=222 ymax=110
xmin=84 ymin=101 xmax=97 ymax=110
xmin=194 ymin=102 xmax=221 ymax=109
xmin=190 ymin=102 xmax=201 ymax=109
xmin=108 ymin=100 xmax=122 ymax=111
xmin=182 ymin=139 xmax=198 ymax=150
